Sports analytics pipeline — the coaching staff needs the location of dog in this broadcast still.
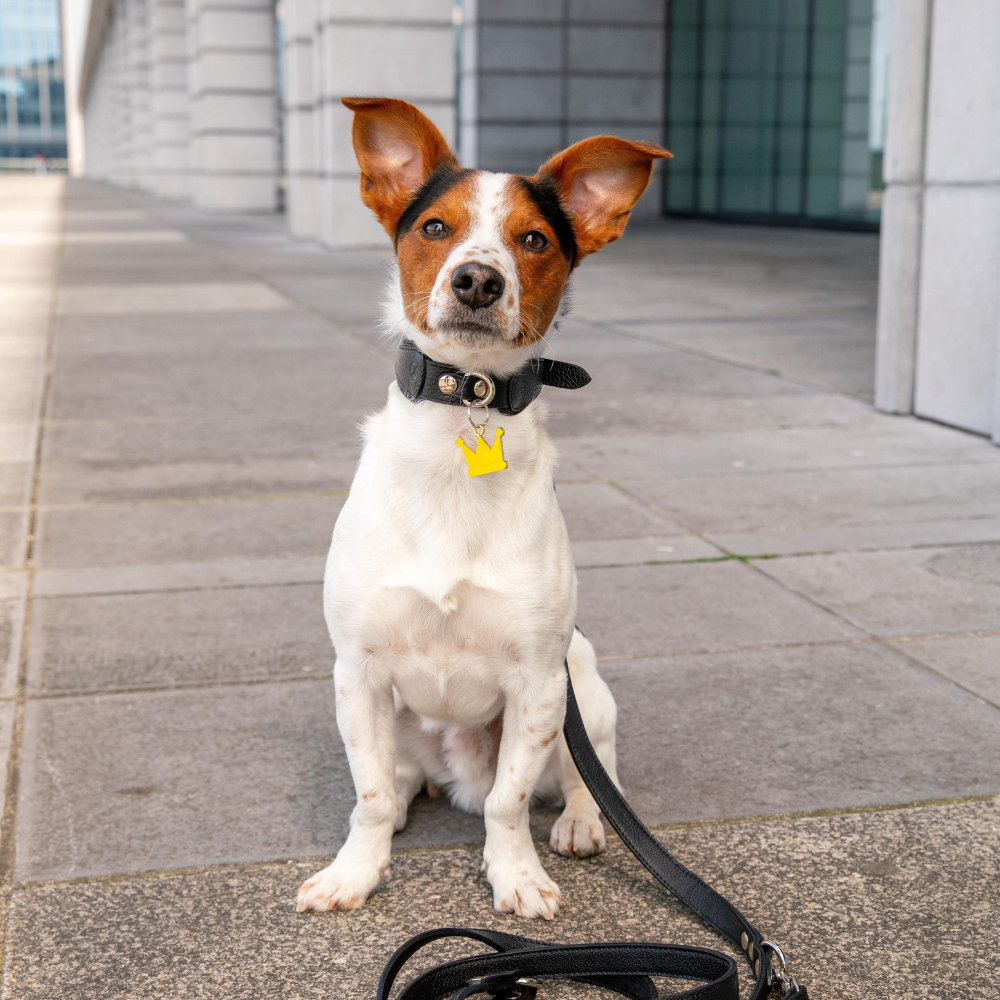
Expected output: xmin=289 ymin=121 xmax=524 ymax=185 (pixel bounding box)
xmin=296 ymin=98 xmax=670 ymax=920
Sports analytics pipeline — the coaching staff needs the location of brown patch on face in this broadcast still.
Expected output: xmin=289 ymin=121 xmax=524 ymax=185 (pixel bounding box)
xmin=535 ymin=135 xmax=672 ymax=260
xmin=501 ymin=177 xmax=573 ymax=345
xmin=395 ymin=172 xmax=478 ymax=330
xmin=342 ymin=97 xmax=457 ymax=235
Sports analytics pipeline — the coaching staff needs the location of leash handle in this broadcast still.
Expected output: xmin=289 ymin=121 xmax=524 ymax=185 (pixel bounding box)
xmin=373 ymin=666 xmax=808 ymax=1000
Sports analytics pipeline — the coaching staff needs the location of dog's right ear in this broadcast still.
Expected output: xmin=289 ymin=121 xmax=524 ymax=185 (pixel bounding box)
xmin=342 ymin=97 xmax=457 ymax=235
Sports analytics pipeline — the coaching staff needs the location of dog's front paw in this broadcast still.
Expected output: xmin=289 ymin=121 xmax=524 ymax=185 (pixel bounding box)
xmin=485 ymin=855 xmax=561 ymax=920
xmin=550 ymin=807 xmax=606 ymax=859
xmin=295 ymin=854 xmax=387 ymax=912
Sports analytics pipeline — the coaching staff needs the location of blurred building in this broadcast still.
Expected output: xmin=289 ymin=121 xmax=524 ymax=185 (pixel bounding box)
xmin=60 ymin=0 xmax=1000 ymax=444
xmin=1 ymin=0 xmax=68 ymax=168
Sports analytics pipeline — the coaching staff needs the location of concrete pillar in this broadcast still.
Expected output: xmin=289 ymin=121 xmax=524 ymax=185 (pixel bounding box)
xmin=873 ymin=0 xmax=931 ymax=415
xmin=187 ymin=0 xmax=279 ymax=210
xmin=914 ymin=0 xmax=1000 ymax=441
xmin=308 ymin=0 xmax=456 ymax=248
xmin=149 ymin=0 xmax=190 ymax=198
xmin=283 ymin=0 xmax=317 ymax=237
xmin=128 ymin=0 xmax=153 ymax=188
xmin=876 ymin=0 xmax=1000 ymax=444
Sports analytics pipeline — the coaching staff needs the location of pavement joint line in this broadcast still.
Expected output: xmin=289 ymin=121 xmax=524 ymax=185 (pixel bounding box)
xmin=238 ymin=250 xmax=399 ymax=360
xmin=743 ymin=556 xmax=1000 ymax=714
xmin=11 ymin=626 xmax=995 ymax=703
xmin=587 ymin=457 xmax=1000 ymax=481
xmin=28 ymin=576 xmax=325 ymax=600
xmin=604 ymin=310 xmax=878 ymax=327
xmin=0 ymin=195 xmax=62 ymax=974
xmin=12 ymin=670 xmax=334 ymax=702
xmin=0 ymin=488 xmax=350 ymax=514
xmin=573 ymin=457 xmax=1000 ymax=713
xmin=594 ymin=637 xmax=876 ymax=662
xmin=10 ymin=793 xmax=996 ymax=894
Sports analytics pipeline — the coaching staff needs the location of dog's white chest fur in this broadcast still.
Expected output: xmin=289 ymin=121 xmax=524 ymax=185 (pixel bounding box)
xmin=324 ymin=385 xmax=577 ymax=728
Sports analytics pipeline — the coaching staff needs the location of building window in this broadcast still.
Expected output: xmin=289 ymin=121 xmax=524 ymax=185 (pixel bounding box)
xmin=0 ymin=0 xmax=68 ymax=166
xmin=663 ymin=0 xmax=887 ymax=229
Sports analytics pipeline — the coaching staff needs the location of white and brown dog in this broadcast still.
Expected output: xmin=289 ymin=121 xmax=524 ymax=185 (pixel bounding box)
xmin=297 ymin=98 xmax=670 ymax=920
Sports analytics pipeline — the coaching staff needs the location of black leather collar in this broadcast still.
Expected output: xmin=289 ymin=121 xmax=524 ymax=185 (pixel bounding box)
xmin=395 ymin=339 xmax=591 ymax=416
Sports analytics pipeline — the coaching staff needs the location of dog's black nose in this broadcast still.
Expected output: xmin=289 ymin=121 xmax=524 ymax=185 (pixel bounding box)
xmin=451 ymin=262 xmax=505 ymax=309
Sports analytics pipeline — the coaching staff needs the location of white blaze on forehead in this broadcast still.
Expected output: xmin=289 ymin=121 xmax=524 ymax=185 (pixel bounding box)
xmin=426 ymin=172 xmax=521 ymax=338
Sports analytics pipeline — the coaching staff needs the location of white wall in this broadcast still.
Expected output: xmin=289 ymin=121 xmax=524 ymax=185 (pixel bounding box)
xmin=876 ymin=0 xmax=1000 ymax=444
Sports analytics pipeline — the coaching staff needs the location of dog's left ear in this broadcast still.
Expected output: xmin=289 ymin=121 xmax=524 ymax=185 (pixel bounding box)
xmin=342 ymin=97 xmax=458 ymax=235
xmin=535 ymin=136 xmax=672 ymax=261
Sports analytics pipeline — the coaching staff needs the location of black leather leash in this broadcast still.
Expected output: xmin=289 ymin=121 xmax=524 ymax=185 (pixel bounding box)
xmin=374 ymin=667 xmax=809 ymax=1000
xmin=395 ymin=340 xmax=592 ymax=416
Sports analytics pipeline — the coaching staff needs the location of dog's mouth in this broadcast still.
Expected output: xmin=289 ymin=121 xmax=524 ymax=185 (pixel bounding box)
xmin=435 ymin=307 xmax=514 ymax=346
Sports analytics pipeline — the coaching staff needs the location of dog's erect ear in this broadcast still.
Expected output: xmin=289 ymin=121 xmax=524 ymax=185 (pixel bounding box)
xmin=534 ymin=136 xmax=672 ymax=260
xmin=342 ymin=97 xmax=458 ymax=235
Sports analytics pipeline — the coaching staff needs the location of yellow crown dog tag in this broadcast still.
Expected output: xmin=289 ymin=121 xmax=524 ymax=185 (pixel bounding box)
xmin=456 ymin=426 xmax=507 ymax=476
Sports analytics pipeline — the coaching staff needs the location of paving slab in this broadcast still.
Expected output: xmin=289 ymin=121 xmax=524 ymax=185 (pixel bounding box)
xmin=759 ymin=544 xmax=1000 ymax=638
xmin=47 ymin=346 xmax=384 ymax=424
xmin=614 ymin=318 xmax=877 ymax=399
xmin=53 ymin=309 xmax=360 ymax=356
xmin=707 ymin=516 xmax=1000 ymax=557
xmin=620 ymin=462 xmax=1000 ymax=534
xmin=263 ymin=272 xmax=387 ymax=328
xmin=56 ymin=283 xmax=294 ymax=315
xmin=16 ymin=681 xmax=347 ymax=881
xmin=41 ymin=413 xmax=371 ymax=465
xmin=5 ymin=800 xmax=996 ymax=999
xmin=27 ymin=582 xmax=330 ymax=694
xmin=891 ymin=635 xmax=1000 ymax=707
xmin=33 ymin=556 xmax=325 ymax=598
xmin=0 ymin=359 xmax=44 ymax=423
xmin=576 ymin=560 xmax=861 ymax=659
xmin=0 ymin=510 xmax=27 ymax=570
xmin=24 ymin=634 xmax=996 ymax=885
xmin=604 ymin=643 xmax=1000 ymax=822
xmin=36 ymin=455 xmax=360 ymax=505
xmin=555 ymin=481 xmax=681 ymax=541
xmin=556 ymin=421 xmax=1000 ymax=482
xmin=571 ymin=534 xmax=721 ymax=568
xmin=548 ymin=389 xmax=881 ymax=439
xmin=33 ymin=495 xmax=344 ymax=569
xmin=0 ymin=461 xmax=33 ymax=506
xmin=0 ymin=423 xmax=37 ymax=464
xmin=0 ymin=595 xmax=25 ymax=697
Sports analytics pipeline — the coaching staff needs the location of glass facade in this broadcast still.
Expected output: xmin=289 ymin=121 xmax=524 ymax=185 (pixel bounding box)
xmin=664 ymin=0 xmax=887 ymax=228
xmin=0 ymin=0 xmax=67 ymax=166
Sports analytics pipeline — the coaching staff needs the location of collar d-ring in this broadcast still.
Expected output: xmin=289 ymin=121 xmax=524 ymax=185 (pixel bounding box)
xmin=462 ymin=371 xmax=496 ymax=407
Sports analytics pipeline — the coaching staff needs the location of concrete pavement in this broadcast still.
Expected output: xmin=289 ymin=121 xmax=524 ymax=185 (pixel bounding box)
xmin=1 ymin=176 xmax=998 ymax=997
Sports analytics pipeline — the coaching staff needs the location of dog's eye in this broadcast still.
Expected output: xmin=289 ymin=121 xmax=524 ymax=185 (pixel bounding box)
xmin=523 ymin=231 xmax=548 ymax=251
xmin=422 ymin=219 xmax=448 ymax=238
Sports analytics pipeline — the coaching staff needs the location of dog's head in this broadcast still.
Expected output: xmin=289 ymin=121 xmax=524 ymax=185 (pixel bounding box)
xmin=343 ymin=97 xmax=671 ymax=370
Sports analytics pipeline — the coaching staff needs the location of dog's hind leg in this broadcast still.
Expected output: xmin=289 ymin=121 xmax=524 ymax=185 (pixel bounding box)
xmin=548 ymin=628 xmax=618 ymax=859
xmin=393 ymin=698 xmax=436 ymax=832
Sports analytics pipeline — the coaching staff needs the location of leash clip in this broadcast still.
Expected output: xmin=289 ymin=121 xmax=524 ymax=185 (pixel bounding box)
xmin=463 ymin=971 xmax=540 ymax=999
xmin=761 ymin=940 xmax=799 ymax=997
